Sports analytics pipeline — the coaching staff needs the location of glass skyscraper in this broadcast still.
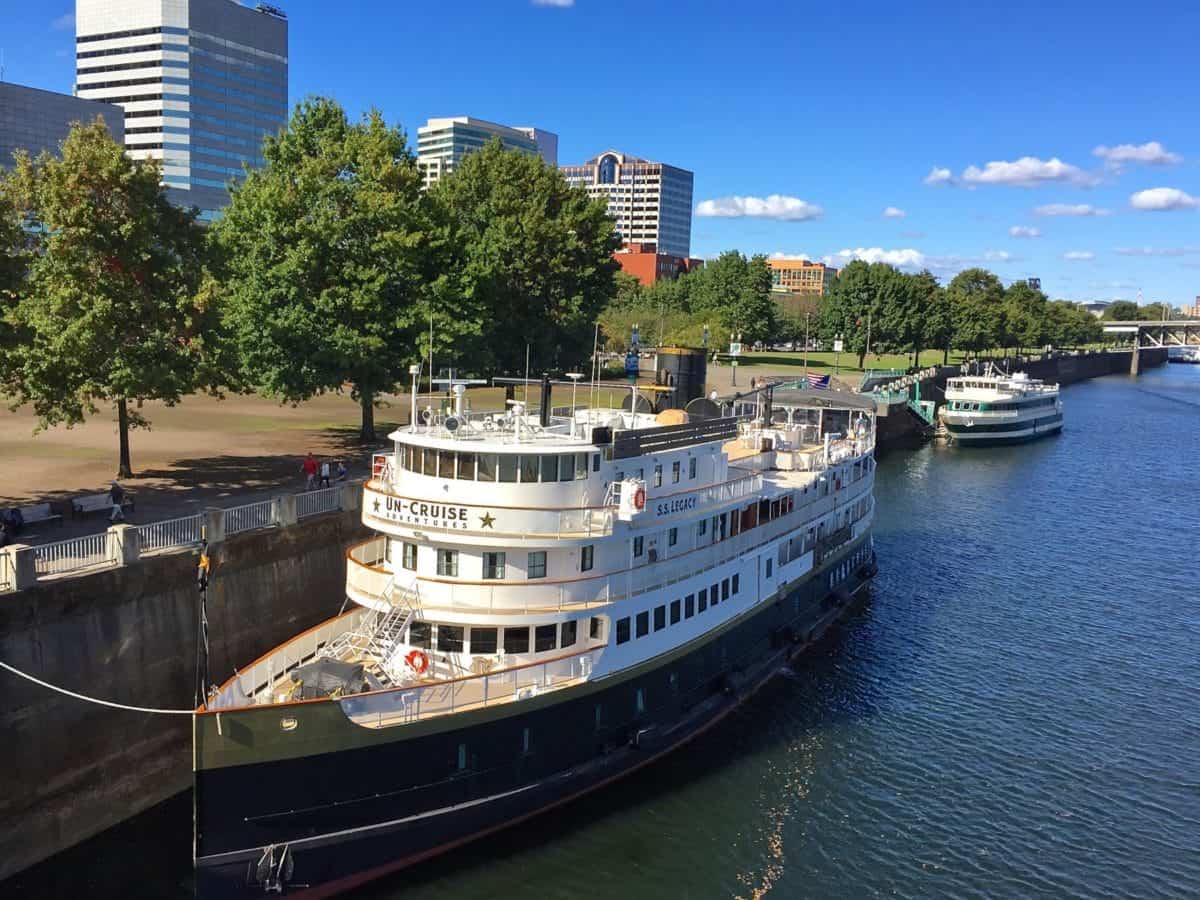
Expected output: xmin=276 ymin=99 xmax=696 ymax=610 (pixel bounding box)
xmin=75 ymin=0 xmax=289 ymax=221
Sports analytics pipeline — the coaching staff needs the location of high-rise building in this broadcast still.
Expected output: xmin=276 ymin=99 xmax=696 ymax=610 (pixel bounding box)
xmin=75 ymin=0 xmax=289 ymax=221
xmin=0 ymin=82 xmax=124 ymax=166
xmin=416 ymin=117 xmax=557 ymax=189
xmin=560 ymin=151 xmax=693 ymax=258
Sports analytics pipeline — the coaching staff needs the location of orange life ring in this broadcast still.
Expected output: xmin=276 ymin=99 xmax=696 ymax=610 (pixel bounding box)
xmin=405 ymin=649 xmax=429 ymax=676
xmin=633 ymin=487 xmax=646 ymax=510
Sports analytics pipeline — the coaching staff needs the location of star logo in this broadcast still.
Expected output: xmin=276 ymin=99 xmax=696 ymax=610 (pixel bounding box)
xmin=479 ymin=511 xmax=496 ymax=529
xmin=373 ymin=498 xmax=381 ymax=513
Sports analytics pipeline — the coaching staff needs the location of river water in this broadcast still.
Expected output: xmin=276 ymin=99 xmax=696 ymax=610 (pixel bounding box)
xmin=9 ymin=364 xmax=1200 ymax=899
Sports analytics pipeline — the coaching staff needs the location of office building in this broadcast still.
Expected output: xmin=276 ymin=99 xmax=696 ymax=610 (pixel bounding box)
xmin=1079 ymin=300 xmax=1111 ymax=318
xmin=416 ymin=117 xmax=557 ymax=189
xmin=768 ymin=258 xmax=838 ymax=295
xmin=75 ymin=0 xmax=289 ymax=220
xmin=0 ymin=82 xmax=124 ymax=166
xmin=614 ymin=242 xmax=702 ymax=286
xmin=560 ymin=151 xmax=694 ymax=258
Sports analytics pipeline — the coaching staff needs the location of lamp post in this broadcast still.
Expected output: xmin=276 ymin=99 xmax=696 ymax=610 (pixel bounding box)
xmin=566 ymin=372 xmax=583 ymax=437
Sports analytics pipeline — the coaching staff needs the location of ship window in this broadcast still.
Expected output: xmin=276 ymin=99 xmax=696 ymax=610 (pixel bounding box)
xmin=698 ymin=518 xmax=707 ymax=536
xmin=541 ymin=455 xmax=560 ymax=482
xmin=636 ymin=688 xmax=645 ymax=714
xmin=483 ymin=552 xmax=506 ymax=580
xmin=590 ymin=616 xmax=603 ymax=640
xmin=653 ymin=464 xmax=663 ymax=487
xmin=535 ymin=624 xmax=557 ymax=653
xmin=689 ymin=457 xmax=697 ymax=479
xmin=581 ymin=544 xmax=594 ymax=572
xmin=402 ymin=541 xmax=417 ymax=571
xmin=615 ymin=470 xmax=624 ymax=482
xmin=592 ymin=453 xmax=601 ymax=472
xmin=456 ymin=452 xmax=476 ymax=480
xmin=503 ymin=627 xmax=529 ymax=654
xmin=457 ymin=743 xmax=467 ymax=771
xmin=437 ymin=549 xmax=458 ymax=577
xmin=527 ymin=551 xmax=547 ymax=579
xmin=576 ymin=453 xmax=589 ymax=479
xmin=421 ymin=448 xmax=437 ymax=477
xmin=636 ymin=611 xmax=649 ymax=637
xmin=438 ymin=450 xmax=456 ymax=479
xmin=477 ymin=453 xmax=497 ymax=482
xmin=670 ymin=599 xmax=681 ymax=624
xmin=561 ymin=620 xmax=577 ymax=647
xmin=698 ymin=588 xmax=708 ymax=612
xmin=721 ymin=579 xmax=730 ymax=601
xmin=470 ymin=627 xmax=497 ymax=654
xmin=765 ymin=559 xmax=773 ymax=578
xmin=616 ymin=617 xmax=630 ymax=644
xmin=668 ymin=527 xmax=678 ymax=547
xmin=519 ymin=455 xmax=540 ymax=483
xmin=437 ymin=625 xmax=464 ymax=653
xmin=409 ymin=621 xmax=432 ymax=649
xmin=633 ymin=536 xmax=644 ymax=557
xmin=499 ymin=454 xmax=518 ymax=482
xmin=685 ymin=594 xmax=695 ymax=617
xmin=711 ymin=582 xmax=719 ymax=603
xmin=654 ymin=605 xmax=666 ymax=631
xmin=733 ymin=574 xmax=740 ymax=594
xmin=672 ymin=461 xmax=681 ymax=483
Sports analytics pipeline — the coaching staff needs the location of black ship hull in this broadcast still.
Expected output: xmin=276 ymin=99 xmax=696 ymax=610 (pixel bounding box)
xmin=194 ymin=536 xmax=875 ymax=898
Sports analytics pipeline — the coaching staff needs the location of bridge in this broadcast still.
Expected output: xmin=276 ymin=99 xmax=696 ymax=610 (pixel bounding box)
xmin=1101 ymin=320 xmax=1199 ymax=373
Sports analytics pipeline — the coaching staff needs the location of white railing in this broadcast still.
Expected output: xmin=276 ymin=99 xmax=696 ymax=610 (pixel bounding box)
xmin=0 ymin=552 xmax=12 ymax=592
xmin=136 ymin=514 xmax=203 ymax=554
xmin=297 ymin=485 xmax=342 ymax=519
xmin=223 ymin=499 xmax=277 ymax=535
xmin=33 ymin=532 xmax=115 ymax=577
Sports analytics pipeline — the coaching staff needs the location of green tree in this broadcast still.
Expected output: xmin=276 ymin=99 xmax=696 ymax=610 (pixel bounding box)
xmin=214 ymin=98 xmax=443 ymax=441
xmin=1046 ymin=300 xmax=1102 ymax=346
xmin=0 ymin=119 xmax=215 ymax=476
xmin=819 ymin=261 xmax=911 ymax=368
xmin=688 ymin=250 xmax=777 ymax=345
xmin=1002 ymin=279 xmax=1049 ymax=353
xmin=1137 ymin=301 xmax=1171 ymax=321
xmin=432 ymin=139 xmax=620 ymax=374
xmin=1102 ymin=300 xmax=1139 ymax=321
xmin=916 ymin=273 xmax=954 ymax=364
xmin=947 ymin=267 xmax=1004 ymax=355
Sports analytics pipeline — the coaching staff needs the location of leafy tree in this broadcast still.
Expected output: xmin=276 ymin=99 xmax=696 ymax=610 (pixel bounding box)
xmin=819 ymin=261 xmax=911 ymax=367
xmin=0 ymin=119 xmax=215 ymax=476
xmin=1046 ymin=300 xmax=1102 ymax=346
xmin=431 ymin=139 xmax=620 ymax=374
xmin=947 ymin=267 xmax=1004 ymax=355
xmin=688 ymin=250 xmax=777 ymax=345
xmin=0 ymin=180 xmax=29 ymax=356
xmin=214 ymin=98 xmax=443 ymax=441
xmin=1002 ymin=279 xmax=1049 ymax=353
xmin=1137 ymin=301 xmax=1171 ymax=321
xmin=1102 ymin=300 xmax=1139 ymax=321
xmin=915 ymin=273 xmax=954 ymax=364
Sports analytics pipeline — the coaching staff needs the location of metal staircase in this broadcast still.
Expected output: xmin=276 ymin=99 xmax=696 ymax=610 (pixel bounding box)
xmin=322 ymin=577 xmax=421 ymax=685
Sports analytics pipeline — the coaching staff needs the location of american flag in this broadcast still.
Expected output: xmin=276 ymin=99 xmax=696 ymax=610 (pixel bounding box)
xmin=806 ymin=373 xmax=831 ymax=389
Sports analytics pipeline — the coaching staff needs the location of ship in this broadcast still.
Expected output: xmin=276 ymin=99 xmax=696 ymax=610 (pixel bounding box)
xmin=939 ymin=365 xmax=1063 ymax=446
xmin=193 ymin=373 xmax=879 ymax=897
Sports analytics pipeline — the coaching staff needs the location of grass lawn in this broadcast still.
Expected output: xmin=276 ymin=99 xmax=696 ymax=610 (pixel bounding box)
xmin=733 ymin=350 xmax=966 ymax=375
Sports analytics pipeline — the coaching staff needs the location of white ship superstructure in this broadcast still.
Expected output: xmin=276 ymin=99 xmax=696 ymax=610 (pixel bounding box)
xmin=940 ymin=366 xmax=1063 ymax=446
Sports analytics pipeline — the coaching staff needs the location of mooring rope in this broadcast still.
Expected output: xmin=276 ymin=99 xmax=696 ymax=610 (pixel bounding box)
xmin=0 ymin=660 xmax=195 ymax=715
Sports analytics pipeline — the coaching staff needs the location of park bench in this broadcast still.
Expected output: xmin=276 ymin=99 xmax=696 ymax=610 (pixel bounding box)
xmin=72 ymin=492 xmax=135 ymax=518
xmin=16 ymin=503 xmax=62 ymax=527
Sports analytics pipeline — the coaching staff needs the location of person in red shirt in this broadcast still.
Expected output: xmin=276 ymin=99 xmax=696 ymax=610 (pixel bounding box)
xmin=302 ymin=452 xmax=318 ymax=491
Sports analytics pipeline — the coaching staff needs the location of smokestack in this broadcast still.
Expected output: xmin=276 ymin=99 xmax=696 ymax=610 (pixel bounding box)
xmin=539 ymin=373 xmax=552 ymax=427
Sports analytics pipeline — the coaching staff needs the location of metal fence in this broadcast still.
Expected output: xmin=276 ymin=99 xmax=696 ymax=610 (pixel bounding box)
xmin=137 ymin=514 xmax=204 ymax=555
xmin=297 ymin=485 xmax=342 ymax=519
xmin=223 ymin=499 xmax=278 ymax=536
xmin=33 ymin=532 xmax=115 ymax=577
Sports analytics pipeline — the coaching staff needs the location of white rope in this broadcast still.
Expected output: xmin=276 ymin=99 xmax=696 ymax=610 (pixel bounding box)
xmin=0 ymin=660 xmax=195 ymax=715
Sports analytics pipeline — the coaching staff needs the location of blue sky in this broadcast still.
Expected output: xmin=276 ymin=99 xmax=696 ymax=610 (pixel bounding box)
xmin=7 ymin=0 xmax=1200 ymax=304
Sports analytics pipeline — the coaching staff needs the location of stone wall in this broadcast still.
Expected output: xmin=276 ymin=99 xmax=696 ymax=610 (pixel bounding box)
xmin=0 ymin=509 xmax=371 ymax=881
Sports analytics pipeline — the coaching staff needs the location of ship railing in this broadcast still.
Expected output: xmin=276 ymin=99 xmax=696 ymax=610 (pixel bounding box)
xmin=33 ymin=531 xmax=117 ymax=577
xmin=0 ymin=552 xmax=13 ymax=592
xmin=297 ymin=484 xmax=342 ymax=519
xmin=337 ymin=645 xmax=604 ymax=728
xmin=222 ymin=499 xmax=277 ymax=536
xmin=137 ymin=514 xmax=203 ymax=555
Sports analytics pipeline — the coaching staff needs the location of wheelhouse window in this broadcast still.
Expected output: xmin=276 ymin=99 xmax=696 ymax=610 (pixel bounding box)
xmin=561 ymin=620 xmax=577 ymax=648
xmin=672 ymin=460 xmax=681 ymax=483
xmin=499 ymin=454 xmax=518 ymax=482
xmin=668 ymin=527 xmax=678 ymax=547
xmin=698 ymin=587 xmax=708 ymax=611
xmin=670 ymin=599 xmax=681 ymax=624
xmin=527 ymin=551 xmax=547 ymax=579
xmin=535 ymin=624 xmax=557 ymax=653
xmin=636 ymin=611 xmax=649 ymax=637
xmin=685 ymin=594 xmax=695 ymax=617
xmin=653 ymin=464 xmax=663 ymax=488
xmin=483 ymin=552 xmax=506 ymax=580
xmin=616 ymin=617 xmax=630 ymax=644
xmin=519 ymin=455 xmax=539 ymax=483
xmin=437 ymin=624 xmax=464 ymax=653
xmin=633 ymin=536 xmax=644 ymax=558
xmin=477 ymin=453 xmax=497 ymax=482
xmin=503 ymin=626 xmax=529 ymax=654
xmin=456 ymin=452 xmax=476 ymax=480
xmin=402 ymin=541 xmax=417 ymax=571
xmin=437 ymin=549 xmax=458 ymax=577
xmin=581 ymin=544 xmax=594 ymax=572
xmin=540 ymin=455 xmax=559 ymax=483
xmin=438 ymin=450 xmax=456 ymax=479
xmin=470 ymin=627 xmax=497 ymax=654
xmin=689 ymin=457 xmax=697 ymax=479
xmin=576 ymin=453 xmax=589 ymax=479
xmin=421 ymin=448 xmax=437 ymax=477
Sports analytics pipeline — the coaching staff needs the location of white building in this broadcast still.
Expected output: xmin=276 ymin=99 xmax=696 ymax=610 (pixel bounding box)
xmin=75 ymin=0 xmax=289 ymax=221
xmin=560 ymin=150 xmax=694 ymax=258
xmin=416 ymin=117 xmax=557 ymax=189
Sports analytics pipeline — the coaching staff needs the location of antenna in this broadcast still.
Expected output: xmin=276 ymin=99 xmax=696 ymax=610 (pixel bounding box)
xmin=1 ymin=49 xmax=6 ymax=83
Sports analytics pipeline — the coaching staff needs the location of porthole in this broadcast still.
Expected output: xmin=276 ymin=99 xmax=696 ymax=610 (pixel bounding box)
xmin=280 ymin=717 xmax=298 ymax=732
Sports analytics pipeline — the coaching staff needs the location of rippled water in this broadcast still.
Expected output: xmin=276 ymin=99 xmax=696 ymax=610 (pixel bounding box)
xmin=10 ymin=365 xmax=1200 ymax=899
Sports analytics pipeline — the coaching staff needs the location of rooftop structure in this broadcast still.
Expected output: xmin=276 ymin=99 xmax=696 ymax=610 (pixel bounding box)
xmin=0 ymin=82 xmax=124 ymax=165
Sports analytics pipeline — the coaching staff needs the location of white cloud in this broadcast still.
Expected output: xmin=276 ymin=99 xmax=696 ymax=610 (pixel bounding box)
xmin=769 ymin=252 xmax=811 ymax=260
xmin=1129 ymin=187 xmax=1199 ymax=211
xmin=1063 ymin=250 xmax=1095 ymax=261
xmin=695 ymin=194 xmax=823 ymax=221
xmin=984 ymin=250 xmax=1015 ymax=262
xmin=923 ymin=167 xmax=953 ymax=186
xmin=882 ymin=206 xmax=907 ymax=219
xmin=1033 ymin=203 xmax=1111 ymax=217
xmin=1112 ymin=245 xmax=1199 ymax=257
xmin=1093 ymin=141 xmax=1181 ymax=168
xmin=960 ymin=156 xmax=1097 ymax=188
xmin=51 ymin=12 xmax=73 ymax=29
xmin=531 ymin=0 xmax=574 ymax=6
xmin=1009 ymin=225 xmax=1041 ymax=238
xmin=829 ymin=247 xmax=926 ymax=268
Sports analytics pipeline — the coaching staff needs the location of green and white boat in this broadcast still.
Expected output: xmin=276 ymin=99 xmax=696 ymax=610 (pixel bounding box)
xmin=940 ymin=365 xmax=1062 ymax=446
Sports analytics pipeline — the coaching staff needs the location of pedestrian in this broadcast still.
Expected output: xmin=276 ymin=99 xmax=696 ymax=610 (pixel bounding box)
xmin=319 ymin=458 xmax=331 ymax=488
xmin=302 ymin=452 xmax=318 ymax=491
xmin=336 ymin=460 xmax=348 ymax=482
xmin=108 ymin=480 xmax=125 ymax=523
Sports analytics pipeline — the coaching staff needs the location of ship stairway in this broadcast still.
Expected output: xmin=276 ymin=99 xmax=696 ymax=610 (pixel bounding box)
xmin=322 ymin=578 xmax=421 ymax=686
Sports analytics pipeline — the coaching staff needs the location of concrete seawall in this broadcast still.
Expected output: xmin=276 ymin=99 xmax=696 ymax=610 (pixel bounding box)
xmin=0 ymin=510 xmax=371 ymax=881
